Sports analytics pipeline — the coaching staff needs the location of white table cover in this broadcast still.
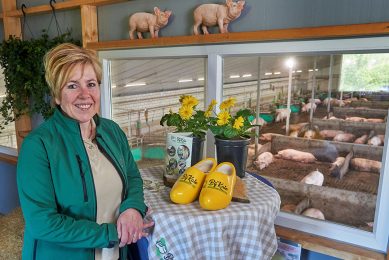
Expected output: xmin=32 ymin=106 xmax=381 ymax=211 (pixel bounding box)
xmin=141 ymin=166 xmax=281 ymax=260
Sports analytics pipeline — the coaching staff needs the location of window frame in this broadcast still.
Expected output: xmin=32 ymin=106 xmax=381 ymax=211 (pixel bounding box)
xmin=99 ymin=36 xmax=389 ymax=252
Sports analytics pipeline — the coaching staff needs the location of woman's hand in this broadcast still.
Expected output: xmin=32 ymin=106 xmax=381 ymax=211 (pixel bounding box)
xmin=117 ymin=208 xmax=143 ymax=247
xmin=117 ymin=208 xmax=154 ymax=247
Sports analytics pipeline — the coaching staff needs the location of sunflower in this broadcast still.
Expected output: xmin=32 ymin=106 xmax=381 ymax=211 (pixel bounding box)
xmin=204 ymin=99 xmax=217 ymax=118
xmin=179 ymin=105 xmax=193 ymax=120
xmin=180 ymin=95 xmax=199 ymax=108
xmin=233 ymin=116 xmax=244 ymax=130
xmin=217 ymin=111 xmax=231 ymax=126
xmin=204 ymin=110 xmax=212 ymax=118
xmin=220 ymin=97 xmax=236 ymax=110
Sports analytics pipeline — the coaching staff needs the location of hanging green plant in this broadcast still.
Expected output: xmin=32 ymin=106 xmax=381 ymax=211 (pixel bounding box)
xmin=0 ymin=30 xmax=80 ymax=131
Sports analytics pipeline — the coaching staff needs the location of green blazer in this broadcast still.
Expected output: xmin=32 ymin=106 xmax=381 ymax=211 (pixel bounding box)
xmin=17 ymin=108 xmax=146 ymax=260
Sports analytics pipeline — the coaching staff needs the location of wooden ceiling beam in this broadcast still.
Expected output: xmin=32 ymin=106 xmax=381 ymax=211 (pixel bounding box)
xmin=87 ymin=22 xmax=389 ymax=51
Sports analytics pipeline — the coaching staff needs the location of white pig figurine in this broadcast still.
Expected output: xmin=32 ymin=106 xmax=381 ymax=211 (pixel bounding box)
xmin=129 ymin=7 xmax=172 ymax=40
xmin=193 ymin=0 xmax=245 ymax=35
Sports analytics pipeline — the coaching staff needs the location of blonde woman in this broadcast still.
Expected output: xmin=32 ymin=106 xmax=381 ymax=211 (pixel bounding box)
xmin=17 ymin=43 xmax=153 ymax=260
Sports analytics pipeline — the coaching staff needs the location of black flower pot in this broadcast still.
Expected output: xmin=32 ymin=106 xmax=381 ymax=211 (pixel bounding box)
xmin=191 ymin=136 xmax=205 ymax=166
xmin=215 ymin=137 xmax=250 ymax=178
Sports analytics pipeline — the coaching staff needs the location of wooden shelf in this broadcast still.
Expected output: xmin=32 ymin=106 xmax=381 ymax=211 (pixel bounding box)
xmin=275 ymin=226 xmax=387 ymax=260
xmin=0 ymin=152 xmax=17 ymax=165
xmin=4 ymin=0 xmax=126 ymax=17
xmin=87 ymin=22 xmax=389 ymax=51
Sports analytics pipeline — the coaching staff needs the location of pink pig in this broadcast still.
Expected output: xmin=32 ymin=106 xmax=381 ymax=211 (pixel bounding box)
xmin=129 ymin=7 xmax=172 ymax=40
xmin=193 ymin=0 xmax=245 ymax=35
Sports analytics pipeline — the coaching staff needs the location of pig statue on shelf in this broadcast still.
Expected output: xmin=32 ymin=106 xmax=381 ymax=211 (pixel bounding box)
xmin=193 ymin=0 xmax=245 ymax=35
xmin=129 ymin=7 xmax=172 ymax=40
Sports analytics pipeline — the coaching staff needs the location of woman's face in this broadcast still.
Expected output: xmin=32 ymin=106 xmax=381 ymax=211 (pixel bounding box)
xmin=56 ymin=63 xmax=100 ymax=124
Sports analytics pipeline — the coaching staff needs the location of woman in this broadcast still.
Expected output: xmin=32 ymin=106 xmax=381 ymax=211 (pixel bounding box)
xmin=17 ymin=43 xmax=153 ymax=259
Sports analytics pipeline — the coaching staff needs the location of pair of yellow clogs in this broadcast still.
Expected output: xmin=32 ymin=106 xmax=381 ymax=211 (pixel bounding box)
xmin=170 ymin=158 xmax=236 ymax=210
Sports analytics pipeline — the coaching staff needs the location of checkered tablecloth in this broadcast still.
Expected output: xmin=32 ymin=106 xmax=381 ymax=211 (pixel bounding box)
xmin=141 ymin=166 xmax=281 ymax=260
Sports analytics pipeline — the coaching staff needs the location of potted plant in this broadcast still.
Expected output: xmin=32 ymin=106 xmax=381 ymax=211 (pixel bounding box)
xmin=160 ymin=95 xmax=216 ymax=186
xmin=0 ymin=31 xmax=79 ymax=133
xmin=160 ymin=94 xmax=215 ymax=164
xmin=208 ymin=97 xmax=255 ymax=178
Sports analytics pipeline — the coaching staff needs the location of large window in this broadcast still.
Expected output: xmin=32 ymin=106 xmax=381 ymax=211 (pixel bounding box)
xmin=109 ymin=58 xmax=206 ymax=168
xmin=100 ymin=37 xmax=389 ymax=252
xmin=340 ymin=53 xmax=389 ymax=91
xmin=223 ymin=53 xmax=387 ymax=233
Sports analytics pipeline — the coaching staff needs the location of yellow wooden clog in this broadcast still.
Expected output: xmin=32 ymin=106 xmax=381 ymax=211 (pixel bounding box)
xmin=199 ymin=162 xmax=236 ymax=210
xmin=170 ymin=158 xmax=217 ymax=204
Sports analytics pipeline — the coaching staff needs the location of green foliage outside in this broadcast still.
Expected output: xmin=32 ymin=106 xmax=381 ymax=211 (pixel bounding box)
xmin=0 ymin=31 xmax=80 ymax=131
xmin=340 ymin=53 xmax=389 ymax=91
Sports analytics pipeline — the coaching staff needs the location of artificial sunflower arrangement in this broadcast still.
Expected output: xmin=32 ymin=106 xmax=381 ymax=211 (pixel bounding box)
xmin=160 ymin=95 xmax=213 ymax=139
xmin=208 ymin=97 xmax=255 ymax=140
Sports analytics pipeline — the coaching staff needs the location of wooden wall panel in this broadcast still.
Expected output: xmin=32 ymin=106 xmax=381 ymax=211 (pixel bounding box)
xmin=81 ymin=5 xmax=98 ymax=47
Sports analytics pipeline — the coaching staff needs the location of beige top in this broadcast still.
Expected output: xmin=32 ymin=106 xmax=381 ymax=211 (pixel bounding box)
xmin=83 ymin=120 xmax=123 ymax=260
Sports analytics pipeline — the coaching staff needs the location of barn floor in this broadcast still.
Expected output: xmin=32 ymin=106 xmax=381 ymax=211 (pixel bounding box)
xmin=248 ymin=105 xmax=380 ymax=230
xmin=247 ymin=158 xmax=380 ymax=195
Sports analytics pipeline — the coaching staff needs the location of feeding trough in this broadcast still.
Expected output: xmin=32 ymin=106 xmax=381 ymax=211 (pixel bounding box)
xmin=349 ymin=100 xmax=389 ymax=109
xmin=312 ymin=118 xmax=386 ymax=138
xmin=332 ymin=107 xmax=387 ymax=119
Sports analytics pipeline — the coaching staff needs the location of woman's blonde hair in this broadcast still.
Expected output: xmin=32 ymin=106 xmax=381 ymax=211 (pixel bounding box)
xmin=43 ymin=43 xmax=102 ymax=103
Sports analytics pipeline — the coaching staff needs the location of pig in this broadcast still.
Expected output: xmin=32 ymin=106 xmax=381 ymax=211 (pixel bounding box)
xmin=301 ymin=102 xmax=317 ymax=113
xmin=323 ymin=97 xmax=332 ymax=106
xmin=312 ymin=145 xmax=338 ymax=163
xmin=275 ymin=108 xmax=291 ymax=122
xmin=359 ymin=97 xmax=369 ymax=102
xmin=334 ymin=99 xmax=345 ymax=107
xmin=193 ymin=0 xmax=245 ymax=35
xmin=378 ymin=134 xmax=385 ymax=144
xmin=319 ymin=130 xmax=344 ymax=139
xmin=350 ymin=158 xmax=381 ymax=173
xmin=254 ymin=152 xmax=274 ymax=170
xmin=259 ymin=133 xmax=276 ymax=141
xmin=302 ymin=208 xmax=325 ymax=220
xmin=251 ymin=117 xmax=266 ymax=126
xmin=309 ymin=98 xmax=321 ymax=105
xmin=345 ymin=97 xmax=358 ymax=102
xmin=289 ymin=130 xmax=299 ymax=137
xmin=276 ymin=149 xmax=316 ymax=163
xmin=333 ymin=133 xmax=356 ymax=143
xmin=129 ymin=7 xmax=172 ymax=39
xmin=354 ymin=134 xmax=368 ymax=144
xmin=301 ymin=170 xmax=324 ymax=186
xmin=366 ymin=118 xmax=384 ymax=123
xmin=345 ymin=116 xmax=366 ymax=122
xmin=332 ymin=151 xmax=353 ymax=179
xmin=332 ymin=156 xmax=345 ymax=168
xmin=322 ymin=115 xmax=340 ymax=120
xmin=283 ymin=122 xmax=308 ymax=132
xmin=323 ymin=98 xmax=345 ymax=107
xmin=367 ymin=136 xmax=382 ymax=146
